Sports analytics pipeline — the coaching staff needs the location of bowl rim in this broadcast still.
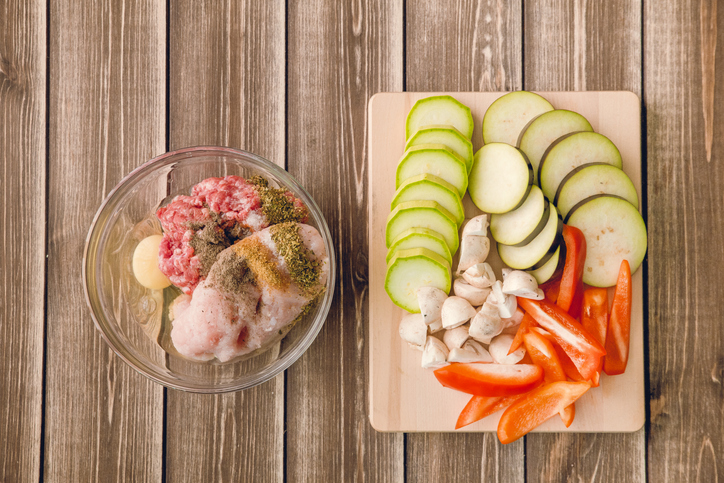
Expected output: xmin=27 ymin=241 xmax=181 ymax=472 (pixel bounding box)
xmin=82 ymin=145 xmax=336 ymax=393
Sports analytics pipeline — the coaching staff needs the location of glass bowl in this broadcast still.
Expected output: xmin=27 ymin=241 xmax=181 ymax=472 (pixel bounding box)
xmin=83 ymin=146 xmax=336 ymax=393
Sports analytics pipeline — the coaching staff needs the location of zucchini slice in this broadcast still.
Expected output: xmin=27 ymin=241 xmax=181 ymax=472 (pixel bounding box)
xmin=566 ymin=195 xmax=647 ymax=287
xmin=386 ymin=227 xmax=453 ymax=266
xmin=556 ymin=163 xmax=639 ymax=220
xmin=391 ymin=174 xmax=465 ymax=226
xmin=405 ymin=125 xmax=474 ymax=173
xmin=385 ymin=248 xmax=452 ymax=313
xmin=538 ymin=132 xmax=622 ymax=201
xmin=517 ymin=109 xmax=593 ymax=185
xmin=482 ymin=91 xmax=554 ymax=145
xmin=406 ymin=95 xmax=474 ymax=140
xmin=527 ymin=245 xmax=562 ymax=285
xmin=468 ymin=143 xmax=533 ymax=214
xmin=396 ymin=144 xmax=468 ymax=198
xmin=385 ymin=200 xmax=459 ymax=254
xmin=498 ymin=204 xmax=563 ymax=270
xmin=490 ymin=185 xmax=550 ymax=246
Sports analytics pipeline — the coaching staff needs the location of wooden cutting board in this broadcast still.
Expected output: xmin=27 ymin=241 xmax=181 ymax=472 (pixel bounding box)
xmin=368 ymin=91 xmax=645 ymax=433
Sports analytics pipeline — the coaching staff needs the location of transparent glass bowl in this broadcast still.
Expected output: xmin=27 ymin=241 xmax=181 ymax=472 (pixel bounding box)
xmin=83 ymin=146 xmax=336 ymax=393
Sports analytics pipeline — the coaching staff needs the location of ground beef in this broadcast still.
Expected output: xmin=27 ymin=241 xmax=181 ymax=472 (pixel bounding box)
xmin=157 ymin=176 xmax=265 ymax=294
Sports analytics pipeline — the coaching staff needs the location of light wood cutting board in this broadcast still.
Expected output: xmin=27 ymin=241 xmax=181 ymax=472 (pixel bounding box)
xmin=368 ymin=91 xmax=645 ymax=433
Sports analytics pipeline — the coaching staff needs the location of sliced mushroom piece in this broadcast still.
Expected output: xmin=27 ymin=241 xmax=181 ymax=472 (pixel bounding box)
xmin=428 ymin=319 xmax=444 ymax=334
xmin=462 ymin=214 xmax=490 ymax=237
xmin=441 ymin=296 xmax=477 ymax=329
xmin=501 ymin=306 xmax=525 ymax=329
xmin=462 ymin=262 xmax=496 ymax=288
xmin=489 ymin=333 xmax=526 ymax=364
xmin=502 ymin=270 xmax=545 ymax=300
xmin=453 ymin=277 xmax=491 ymax=306
xmin=456 ymin=235 xmax=491 ymax=275
xmin=398 ymin=312 xmax=427 ymax=348
xmin=421 ymin=336 xmax=450 ymax=369
xmin=502 ymin=267 xmax=513 ymax=279
xmin=448 ymin=339 xmax=495 ymax=363
xmin=489 ymin=280 xmax=518 ymax=319
xmin=416 ymin=286 xmax=448 ymax=325
xmin=443 ymin=325 xmax=470 ymax=351
xmin=468 ymin=302 xmax=504 ymax=344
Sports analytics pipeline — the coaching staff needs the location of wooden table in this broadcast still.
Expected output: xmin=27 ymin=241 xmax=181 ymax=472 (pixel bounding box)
xmin=2 ymin=1 xmax=722 ymax=481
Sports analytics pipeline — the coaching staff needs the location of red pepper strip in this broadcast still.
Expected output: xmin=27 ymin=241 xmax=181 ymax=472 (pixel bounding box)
xmin=455 ymin=394 xmax=525 ymax=429
xmin=604 ymin=260 xmax=633 ymax=375
xmin=508 ymin=312 xmax=538 ymax=355
xmin=523 ymin=330 xmax=574 ymax=425
xmin=497 ymin=381 xmax=592 ymax=444
xmin=540 ymin=278 xmax=561 ymax=303
xmin=523 ymin=331 xmax=566 ymax=383
xmin=518 ymin=298 xmax=605 ymax=381
xmin=559 ymin=402 xmax=576 ymax=428
xmin=530 ymin=327 xmax=586 ymax=382
xmin=557 ymin=225 xmax=587 ymax=319
xmin=434 ymin=363 xmax=544 ymax=397
xmin=581 ymin=288 xmax=609 ymax=386
xmin=581 ymin=288 xmax=609 ymax=347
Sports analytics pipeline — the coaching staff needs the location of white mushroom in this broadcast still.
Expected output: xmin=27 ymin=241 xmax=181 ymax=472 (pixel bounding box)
xmin=462 ymin=263 xmax=496 ymax=288
xmin=453 ymin=277 xmax=491 ymax=306
xmin=448 ymin=339 xmax=494 ymax=363
xmin=421 ymin=336 xmax=450 ymax=369
xmin=443 ymin=325 xmax=470 ymax=351
xmin=428 ymin=319 xmax=444 ymax=334
xmin=489 ymin=333 xmax=526 ymax=364
xmin=468 ymin=302 xmax=504 ymax=344
xmin=416 ymin=286 xmax=448 ymax=325
xmin=462 ymin=214 xmax=489 ymax=237
xmin=398 ymin=312 xmax=427 ymax=348
xmin=501 ymin=307 xmax=525 ymax=329
xmin=501 ymin=267 xmax=513 ymax=279
xmin=502 ymin=270 xmax=545 ymax=300
xmin=456 ymin=236 xmax=490 ymax=275
xmin=441 ymin=296 xmax=477 ymax=329
xmin=489 ymin=280 xmax=518 ymax=318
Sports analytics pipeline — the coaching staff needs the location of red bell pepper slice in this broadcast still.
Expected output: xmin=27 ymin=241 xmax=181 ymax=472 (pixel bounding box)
xmin=581 ymin=288 xmax=609 ymax=347
xmin=508 ymin=312 xmax=538 ymax=355
xmin=455 ymin=394 xmax=525 ymax=429
xmin=518 ymin=298 xmax=605 ymax=380
xmin=530 ymin=327 xmax=585 ymax=382
xmin=497 ymin=381 xmax=592 ymax=444
xmin=434 ymin=363 xmax=544 ymax=397
xmin=559 ymin=402 xmax=576 ymax=428
xmin=604 ymin=260 xmax=632 ymax=375
xmin=523 ymin=330 xmax=566 ymax=383
xmin=581 ymin=287 xmax=609 ymax=385
xmin=540 ymin=278 xmax=561 ymax=303
xmin=557 ymin=225 xmax=586 ymax=318
xmin=523 ymin=330 xmax=575 ymax=425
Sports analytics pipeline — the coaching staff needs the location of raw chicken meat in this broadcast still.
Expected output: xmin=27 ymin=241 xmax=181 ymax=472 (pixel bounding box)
xmin=170 ymin=222 xmax=329 ymax=362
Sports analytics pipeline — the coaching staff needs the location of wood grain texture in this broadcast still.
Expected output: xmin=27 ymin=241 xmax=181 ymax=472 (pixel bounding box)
xmin=404 ymin=2 xmax=524 ymax=481
xmin=45 ymin=0 xmax=165 ymax=481
xmin=285 ymin=0 xmax=404 ymax=481
xmin=0 ymin=0 xmax=45 ymax=481
xmin=166 ymin=1 xmax=285 ymax=481
xmin=645 ymin=0 xmax=724 ymax=481
xmin=523 ymin=1 xmax=646 ymax=481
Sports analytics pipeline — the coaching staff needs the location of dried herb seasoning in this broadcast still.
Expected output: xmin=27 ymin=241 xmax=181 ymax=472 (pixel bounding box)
xmin=251 ymin=176 xmax=309 ymax=225
xmin=270 ymin=222 xmax=320 ymax=293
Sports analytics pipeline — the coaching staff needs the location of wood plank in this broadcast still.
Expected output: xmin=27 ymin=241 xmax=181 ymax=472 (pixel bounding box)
xmin=0 ymin=1 xmax=45 ymax=481
xmin=523 ymin=1 xmax=646 ymax=481
xmin=644 ymin=0 xmax=724 ymax=481
xmin=165 ymin=2 xmax=285 ymax=481
xmin=45 ymin=0 xmax=166 ymax=481
xmin=404 ymin=1 xmax=524 ymax=480
xmin=368 ymin=91 xmax=644 ymax=434
xmin=285 ymin=0 xmax=405 ymax=480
